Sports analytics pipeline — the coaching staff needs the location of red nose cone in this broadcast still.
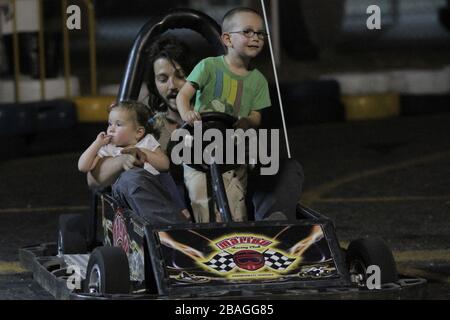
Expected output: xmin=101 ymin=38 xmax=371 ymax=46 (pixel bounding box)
xmin=233 ymin=250 xmax=265 ymax=271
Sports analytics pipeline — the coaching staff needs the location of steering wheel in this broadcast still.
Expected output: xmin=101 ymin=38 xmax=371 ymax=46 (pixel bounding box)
xmin=173 ymin=112 xmax=240 ymax=173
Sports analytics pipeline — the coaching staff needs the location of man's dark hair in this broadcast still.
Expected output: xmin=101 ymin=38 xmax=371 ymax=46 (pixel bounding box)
xmin=222 ymin=7 xmax=262 ymax=32
xmin=145 ymin=36 xmax=195 ymax=113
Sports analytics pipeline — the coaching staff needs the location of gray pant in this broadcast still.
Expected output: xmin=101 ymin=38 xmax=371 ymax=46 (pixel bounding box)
xmin=250 ymin=159 xmax=304 ymax=221
xmin=112 ymin=168 xmax=188 ymax=225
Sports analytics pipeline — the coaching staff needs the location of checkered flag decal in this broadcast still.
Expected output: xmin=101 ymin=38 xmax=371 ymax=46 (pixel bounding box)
xmin=204 ymin=252 xmax=236 ymax=273
xmin=264 ymin=250 xmax=296 ymax=270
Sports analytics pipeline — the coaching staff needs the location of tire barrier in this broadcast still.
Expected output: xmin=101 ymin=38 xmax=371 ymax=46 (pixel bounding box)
xmin=73 ymin=95 xmax=116 ymax=123
xmin=321 ymin=72 xmax=391 ymax=96
xmin=389 ymin=69 xmax=450 ymax=95
xmin=341 ymin=94 xmax=400 ymax=121
xmin=323 ymin=69 xmax=450 ymax=96
xmin=400 ymin=94 xmax=450 ymax=116
xmin=0 ymin=77 xmax=80 ymax=104
xmin=0 ymin=99 xmax=76 ymax=137
xmin=264 ymin=80 xmax=344 ymax=128
xmin=2 ymin=33 xmax=61 ymax=79
xmin=35 ymin=99 xmax=77 ymax=133
xmin=0 ymin=103 xmax=35 ymax=136
xmin=322 ymin=68 xmax=450 ymax=121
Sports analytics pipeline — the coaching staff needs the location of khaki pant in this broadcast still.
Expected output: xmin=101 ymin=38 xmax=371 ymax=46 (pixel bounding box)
xmin=183 ymin=165 xmax=247 ymax=222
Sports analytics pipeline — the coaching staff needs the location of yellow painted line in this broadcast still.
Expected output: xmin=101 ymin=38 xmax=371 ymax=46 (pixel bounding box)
xmin=0 ymin=206 xmax=89 ymax=214
xmin=397 ymin=266 xmax=450 ymax=284
xmin=302 ymin=152 xmax=450 ymax=206
xmin=0 ymin=262 xmax=26 ymax=274
xmin=317 ymin=196 xmax=450 ymax=203
xmin=394 ymin=249 xmax=450 ymax=263
xmin=338 ymin=245 xmax=450 ymax=283
xmin=339 ymin=245 xmax=450 ymax=263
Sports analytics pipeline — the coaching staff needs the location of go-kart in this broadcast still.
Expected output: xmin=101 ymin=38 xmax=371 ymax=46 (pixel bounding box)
xmin=19 ymin=9 xmax=426 ymax=300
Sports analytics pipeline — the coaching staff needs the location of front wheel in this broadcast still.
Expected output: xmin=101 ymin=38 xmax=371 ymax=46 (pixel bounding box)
xmin=84 ymin=246 xmax=130 ymax=294
xmin=346 ymin=237 xmax=398 ymax=288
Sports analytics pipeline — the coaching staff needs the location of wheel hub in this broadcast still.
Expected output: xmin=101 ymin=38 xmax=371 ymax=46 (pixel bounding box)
xmin=88 ymin=264 xmax=102 ymax=294
xmin=57 ymin=231 xmax=63 ymax=256
xmin=349 ymin=258 xmax=367 ymax=287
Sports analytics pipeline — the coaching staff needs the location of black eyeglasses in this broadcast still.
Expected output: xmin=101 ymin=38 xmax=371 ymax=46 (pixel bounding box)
xmin=228 ymin=29 xmax=267 ymax=40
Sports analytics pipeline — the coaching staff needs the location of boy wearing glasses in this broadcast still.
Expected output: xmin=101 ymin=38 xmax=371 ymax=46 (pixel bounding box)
xmin=176 ymin=7 xmax=272 ymax=222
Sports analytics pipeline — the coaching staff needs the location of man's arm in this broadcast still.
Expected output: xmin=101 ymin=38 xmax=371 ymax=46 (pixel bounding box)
xmin=121 ymin=146 xmax=170 ymax=172
xmin=140 ymin=147 xmax=170 ymax=172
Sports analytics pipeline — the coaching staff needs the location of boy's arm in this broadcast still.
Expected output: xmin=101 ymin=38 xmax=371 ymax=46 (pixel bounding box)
xmin=78 ymin=132 xmax=111 ymax=173
xmin=234 ymin=73 xmax=270 ymax=130
xmin=234 ymin=111 xmax=262 ymax=130
xmin=176 ymin=82 xmax=201 ymax=124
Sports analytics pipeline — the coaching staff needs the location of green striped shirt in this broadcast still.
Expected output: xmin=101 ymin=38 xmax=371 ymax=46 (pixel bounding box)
xmin=187 ymin=56 xmax=271 ymax=117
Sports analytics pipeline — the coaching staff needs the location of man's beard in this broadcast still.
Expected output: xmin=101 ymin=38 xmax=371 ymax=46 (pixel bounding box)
xmin=165 ymin=91 xmax=179 ymax=112
xmin=167 ymin=101 xmax=178 ymax=112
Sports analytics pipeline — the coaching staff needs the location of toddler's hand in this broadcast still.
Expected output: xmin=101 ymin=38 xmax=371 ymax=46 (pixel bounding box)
xmin=95 ymin=132 xmax=112 ymax=146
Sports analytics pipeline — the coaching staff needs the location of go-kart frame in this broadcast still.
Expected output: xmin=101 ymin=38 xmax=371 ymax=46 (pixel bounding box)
xmin=19 ymin=8 xmax=427 ymax=300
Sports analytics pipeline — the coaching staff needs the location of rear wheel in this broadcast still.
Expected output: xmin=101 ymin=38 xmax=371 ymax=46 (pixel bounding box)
xmin=346 ymin=237 xmax=398 ymax=288
xmin=57 ymin=214 xmax=87 ymax=255
xmin=84 ymin=246 xmax=130 ymax=294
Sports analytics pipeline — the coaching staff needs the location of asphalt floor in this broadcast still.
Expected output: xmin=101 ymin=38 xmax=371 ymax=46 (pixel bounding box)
xmin=0 ymin=113 xmax=449 ymax=299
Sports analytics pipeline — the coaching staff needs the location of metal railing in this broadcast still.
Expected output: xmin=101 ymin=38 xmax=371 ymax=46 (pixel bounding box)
xmin=7 ymin=0 xmax=98 ymax=103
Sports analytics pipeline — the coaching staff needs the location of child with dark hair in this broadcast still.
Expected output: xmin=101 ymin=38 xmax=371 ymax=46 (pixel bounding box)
xmin=78 ymin=101 xmax=167 ymax=175
xmin=78 ymin=100 xmax=190 ymax=222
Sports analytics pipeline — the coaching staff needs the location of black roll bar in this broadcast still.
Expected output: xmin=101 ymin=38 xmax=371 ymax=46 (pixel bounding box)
xmin=118 ymin=8 xmax=225 ymax=102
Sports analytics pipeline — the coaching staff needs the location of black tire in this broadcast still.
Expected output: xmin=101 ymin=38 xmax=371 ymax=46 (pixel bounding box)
xmin=84 ymin=246 xmax=130 ymax=294
xmin=57 ymin=214 xmax=87 ymax=255
xmin=346 ymin=237 xmax=398 ymax=287
xmin=265 ymin=81 xmax=344 ymax=128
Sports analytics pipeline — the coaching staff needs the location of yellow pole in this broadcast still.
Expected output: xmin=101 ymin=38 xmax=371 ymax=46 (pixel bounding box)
xmin=11 ymin=0 xmax=20 ymax=103
xmin=38 ymin=0 xmax=46 ymax=100
xmin=61 ymin=0 xmax=71 ymax=98
xmin=85 ymin=0 xmax=97 ymax=96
